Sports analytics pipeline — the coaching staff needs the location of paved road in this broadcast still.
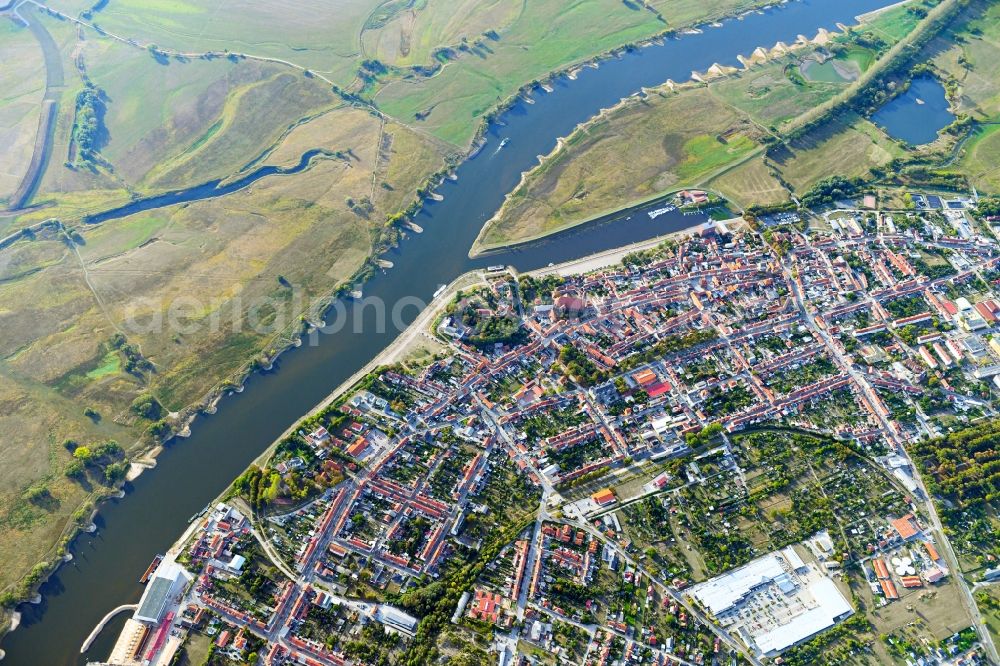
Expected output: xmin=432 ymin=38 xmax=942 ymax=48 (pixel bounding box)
xmin=785 ymin=232 xmax=1000 ymax=664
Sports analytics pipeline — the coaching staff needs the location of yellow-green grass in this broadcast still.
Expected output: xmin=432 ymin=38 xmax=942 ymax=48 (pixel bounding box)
xmin=4 ymin=190 xmax=135 ymax=235
xmin=862 ymin=0 xmax=930 ymax=43
xmin=0 ymin=106 xmax=445 ymax=596
xmin=707 ymin=156 xmax=789 ymax=209
xmin=840 ymin=46 xmax=878 ymax=73
xmin=476 ymin=87 xmax=761 ymax=250
xmin=927 ymin=0 xmax=1000 ymax=119
xmin=711 ymin=55 xmax=849 ymax=130
xmin=978 ymin=586 xmax=1000 ymax=649
xmin=87 ymin=0 xmax=782 ymax=149
xmin=139 ymin=71 xmax=335 ymax=190
xmin=375 ymin=0 xmax=666 ymax=147
xmin=958 ymin=123 xmax=1000 ymax=193
xmin=800 ymin=58 xmax=859 ymax=84
xmin=0 ymin=19 xmax=46 ymax=204
xmin=361 ymin=0 xmax=523 ymax=68
xmin=82 ymin=37 xmax=250 ymax=182
xmin=32 ymin=11 xmax=340 ymax=195
xmin=771 ymin=112 xmax=905 ymax=193
xmin=26 ymin=13 xmax=131 ymax=212
xmin=645 ymin=0 xmax=776 ymax=27
xmin=86 ymin=0 xmax=380 ymax=83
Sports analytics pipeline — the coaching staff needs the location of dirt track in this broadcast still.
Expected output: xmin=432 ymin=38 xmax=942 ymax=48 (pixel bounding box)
xmin=8 ymin=3 xmax=64 ymax=211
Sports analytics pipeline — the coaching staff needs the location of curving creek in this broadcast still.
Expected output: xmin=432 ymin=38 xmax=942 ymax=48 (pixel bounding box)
xmin=1 ymin=1 xmax=894 ymax=663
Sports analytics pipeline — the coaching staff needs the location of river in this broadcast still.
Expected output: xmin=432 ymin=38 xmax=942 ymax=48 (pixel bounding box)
xmin=0 ymin=1 xmax=894 ymax=663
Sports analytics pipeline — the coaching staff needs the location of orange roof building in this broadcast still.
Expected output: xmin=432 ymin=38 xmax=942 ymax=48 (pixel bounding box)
xmin=632 ymin=369 xmax=657 ymax=386
xmin=891 ymin=514 xmax=920 ymax=541
xmin=468 ymin=588 xmax=504 ymax=625
xmin=592 ymin=488 xmax=617 ymax=507
xmin=346 ymin=437 xmax=368 ymax=458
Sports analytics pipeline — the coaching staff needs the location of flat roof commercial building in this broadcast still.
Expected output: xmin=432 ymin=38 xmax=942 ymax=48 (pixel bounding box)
xmin=689 ymin=546 xmax=853 ymax=657
xmin=134 ymin=561 xmax=192 ymax=625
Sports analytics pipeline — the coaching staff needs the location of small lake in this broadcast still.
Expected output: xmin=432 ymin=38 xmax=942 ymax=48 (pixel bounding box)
xmin=872 ymin=75 xmax=955 ymax=145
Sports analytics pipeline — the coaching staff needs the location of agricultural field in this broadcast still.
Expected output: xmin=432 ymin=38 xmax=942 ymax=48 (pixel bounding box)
xmin=933 ymin=0 xmax=1000 ymax=191
xmin=767 ymin=112 xmax=905 ymax=193
xmin=644 ymin=0 xmax=773 ymax=25
xmin=711 ymin=53 xmax=850 ymax=130
xmin=37 ymin=0 xmax=781 ymax=152
xmin=78 ymin=0 xmax=379 ymax=82
xmin=373 ymin=0 xmax=666 ymax=146
xmin=960 ymin=123 xmax=1000 ymax=192
xmin=0 ymin=18 xmax=46 ymax=205
xmin=360 ymin=0 xmax=524 ymax=68
xmin=706 ymin=156 xmax=788 ymax=208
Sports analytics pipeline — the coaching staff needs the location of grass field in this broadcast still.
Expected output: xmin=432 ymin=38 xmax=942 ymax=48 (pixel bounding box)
xmin=79 ymin=0 xmax=779 ymax=149
xmin=927 ymin=0 xmax=1000 ymax=118
xmin=771 ymin=112 xmax=904 ymax=192
xmin=959 ymin=123 xmax=1000 ymax=192
xmin=87 ymin=0 xmax=376 ymax=83
xmin=476 ymin=86 xmax=763 ymax=250
xmin=361 ymin=0 xmax=523 ymax=68
xmin=707 ymin=156 xmax=788 ymax=208
xmin=927 ymin=0 xmax=1000 ymax=193
xmin=863 ymin=0 xmax=928 ymax=43
xmin=374 ymin=0 xmax=665 ymax=146
xmin=841 ymin=45 xmax=878 ymax=73
xmin=0 ymin=19 xmax=46 ymax=205
xmin=711 ymin=55 xmax=850 ymax=130
xmin=0 ymin=104 xmax=446 ymax=597
xmin=645 ymin=0 xmax=779 ymax=27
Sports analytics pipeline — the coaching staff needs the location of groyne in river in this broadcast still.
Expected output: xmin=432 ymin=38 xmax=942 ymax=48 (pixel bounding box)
xmin=0 ymin=1 xmax=896 ymax=662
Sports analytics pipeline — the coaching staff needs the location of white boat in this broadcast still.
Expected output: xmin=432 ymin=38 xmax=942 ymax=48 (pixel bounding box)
xmin=647 ymin=205 xmax=677 ymax=220
xmin=433 ymin=285 xmax=447 ymax=299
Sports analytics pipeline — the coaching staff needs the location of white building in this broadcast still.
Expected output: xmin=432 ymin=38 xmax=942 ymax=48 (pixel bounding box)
xmin=689 ymin=546 xmax=853 ymax=657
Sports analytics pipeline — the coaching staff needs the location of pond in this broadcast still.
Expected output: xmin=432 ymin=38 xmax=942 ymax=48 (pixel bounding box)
xmin=872 ymin=75 xmax=955 ymax=145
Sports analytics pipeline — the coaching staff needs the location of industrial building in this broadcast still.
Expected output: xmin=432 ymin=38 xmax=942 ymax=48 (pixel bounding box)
xmin=134 ymin=560 xmax=192 ymax=625
xmin=689 ymin=546 xmax=854 ymax=657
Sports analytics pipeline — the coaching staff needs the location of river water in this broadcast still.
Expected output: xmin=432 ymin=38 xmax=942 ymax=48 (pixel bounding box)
xmin=0 ymin=1 xmax=893 ymax=663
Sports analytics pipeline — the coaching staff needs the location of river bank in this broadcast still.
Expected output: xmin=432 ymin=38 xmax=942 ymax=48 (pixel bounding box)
xmin=155 ymin=219 xmax=714 ymax=560
xmin=89 ymin=212 xmax=737 ymax=665
xmin=0 ymin=3 xmax=898 ymax=662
